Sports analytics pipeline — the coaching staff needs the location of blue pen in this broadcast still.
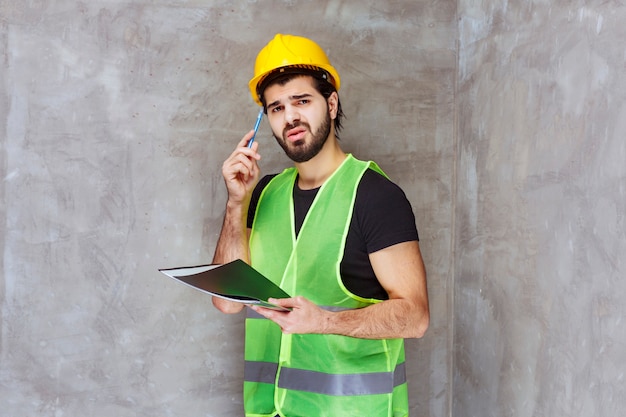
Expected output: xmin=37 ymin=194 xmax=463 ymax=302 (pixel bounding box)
xmin=247 ymin=108 xmax=264 ymax=148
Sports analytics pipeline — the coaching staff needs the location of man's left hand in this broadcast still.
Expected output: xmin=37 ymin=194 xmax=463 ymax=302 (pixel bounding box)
xmin=251 ymin=296 xmax=330 ymax=335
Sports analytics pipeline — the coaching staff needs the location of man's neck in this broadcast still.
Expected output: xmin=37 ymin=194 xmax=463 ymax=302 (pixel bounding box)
xmin=295 ymin=136 xmax=346 ymax=190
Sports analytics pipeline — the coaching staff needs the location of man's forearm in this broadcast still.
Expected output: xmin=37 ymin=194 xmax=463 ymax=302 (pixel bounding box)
xmin=324 ymin=298 xmax=429 ymax=339
xmin=259 ymin=295 xmax=430 ymax=340
xmin=212 ymin=200 xmax=250 ymax=264
xmin=212 ymin=200 xmax=250 ymax=314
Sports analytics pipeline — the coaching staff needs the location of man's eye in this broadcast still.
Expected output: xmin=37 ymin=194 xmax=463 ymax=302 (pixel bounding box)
xmin=271 ymin=106 xmax=283 ymax=113
xmin=298 ymin=99 xmax=309 ymax=105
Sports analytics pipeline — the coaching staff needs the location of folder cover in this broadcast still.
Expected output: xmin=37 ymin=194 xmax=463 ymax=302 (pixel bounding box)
xmin=160 ymin=259 xmax=290 ymax=310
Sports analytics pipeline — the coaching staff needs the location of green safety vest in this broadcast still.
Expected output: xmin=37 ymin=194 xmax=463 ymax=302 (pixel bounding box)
xmin=245 ymin=154 xmax=409 ymax=417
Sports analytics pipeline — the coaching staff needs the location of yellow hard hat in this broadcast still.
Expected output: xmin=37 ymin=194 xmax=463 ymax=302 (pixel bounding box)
xmin=249 ymin=34 xmax=341 ymax=106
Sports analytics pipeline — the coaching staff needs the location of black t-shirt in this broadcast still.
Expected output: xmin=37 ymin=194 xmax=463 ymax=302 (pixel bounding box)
xmin=247 ymin=168 xmax=419 ymax=300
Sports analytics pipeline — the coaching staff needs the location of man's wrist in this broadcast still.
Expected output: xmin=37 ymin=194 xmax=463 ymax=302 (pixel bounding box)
xmin=227 ymin=190 xmax=253 ymax=206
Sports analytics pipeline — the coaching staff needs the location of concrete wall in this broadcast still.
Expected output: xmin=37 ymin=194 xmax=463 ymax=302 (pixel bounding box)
xmin=1 ymin=1 xmax=455 ymax=416
xmin=455 ymin=1 xmax=626 ymax=416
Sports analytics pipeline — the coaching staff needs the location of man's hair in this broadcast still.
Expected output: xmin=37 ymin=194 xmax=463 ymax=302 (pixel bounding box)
xmin=259 ymin=71 xmax=345 ymax=138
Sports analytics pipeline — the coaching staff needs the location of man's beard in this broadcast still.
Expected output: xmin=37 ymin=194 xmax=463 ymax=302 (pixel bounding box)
xmin=273 ymin=110 xmax=332 ymax=163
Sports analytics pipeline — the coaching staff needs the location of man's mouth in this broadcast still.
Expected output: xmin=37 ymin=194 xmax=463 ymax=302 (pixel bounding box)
xmin=285 ymin=126 xmax=308 ymax=143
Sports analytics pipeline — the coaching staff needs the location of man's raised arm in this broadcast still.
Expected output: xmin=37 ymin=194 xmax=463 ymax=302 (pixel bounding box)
xmin=212 ymin=132 xmax=261 ymax=313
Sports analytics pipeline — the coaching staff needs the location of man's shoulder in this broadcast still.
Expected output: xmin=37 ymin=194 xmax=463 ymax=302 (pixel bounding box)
xmin=357 ymin=168 xmax=408 ymax=199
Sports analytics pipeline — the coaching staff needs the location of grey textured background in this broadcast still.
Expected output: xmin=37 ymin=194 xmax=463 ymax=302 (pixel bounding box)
xmin=454 ymin=1 xmax=626 ymax=416
xmin=1 ymin=1 xmax=624 ymax=416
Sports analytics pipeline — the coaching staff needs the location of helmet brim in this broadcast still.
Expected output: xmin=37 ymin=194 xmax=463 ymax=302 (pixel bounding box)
xmin=249 ymin=63 xmax=340 ymax=106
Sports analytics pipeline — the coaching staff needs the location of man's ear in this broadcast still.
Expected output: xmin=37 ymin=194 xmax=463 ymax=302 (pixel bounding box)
xmin=327 ymin=91 xmax=339 ymax=119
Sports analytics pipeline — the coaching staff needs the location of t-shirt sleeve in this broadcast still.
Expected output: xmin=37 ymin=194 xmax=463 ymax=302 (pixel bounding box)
xmin=355 ymin=169 xmax=419 ymax=254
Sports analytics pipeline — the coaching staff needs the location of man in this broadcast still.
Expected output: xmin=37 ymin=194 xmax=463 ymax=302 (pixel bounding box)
xmin=212 ymin=33 xmax=429 ymax=417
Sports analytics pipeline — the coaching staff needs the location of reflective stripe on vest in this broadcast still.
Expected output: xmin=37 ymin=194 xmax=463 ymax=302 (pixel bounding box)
xmin=244 ymin=360 xmax=406 ymax=396
xmin=244 ymin=361 xmax=278 ymax=385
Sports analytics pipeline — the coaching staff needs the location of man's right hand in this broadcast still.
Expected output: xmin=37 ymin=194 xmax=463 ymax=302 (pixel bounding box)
xmin=221 ymin=130 xmax=262 ymax=205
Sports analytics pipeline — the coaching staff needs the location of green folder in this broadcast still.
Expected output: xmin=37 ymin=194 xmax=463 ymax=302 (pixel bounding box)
xmin=160 ymin=259 xmax=290 ymax=310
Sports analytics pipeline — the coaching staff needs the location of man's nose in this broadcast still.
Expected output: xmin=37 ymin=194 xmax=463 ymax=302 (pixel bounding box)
xmin=284 ymin=105 xmax=300 ymax=125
